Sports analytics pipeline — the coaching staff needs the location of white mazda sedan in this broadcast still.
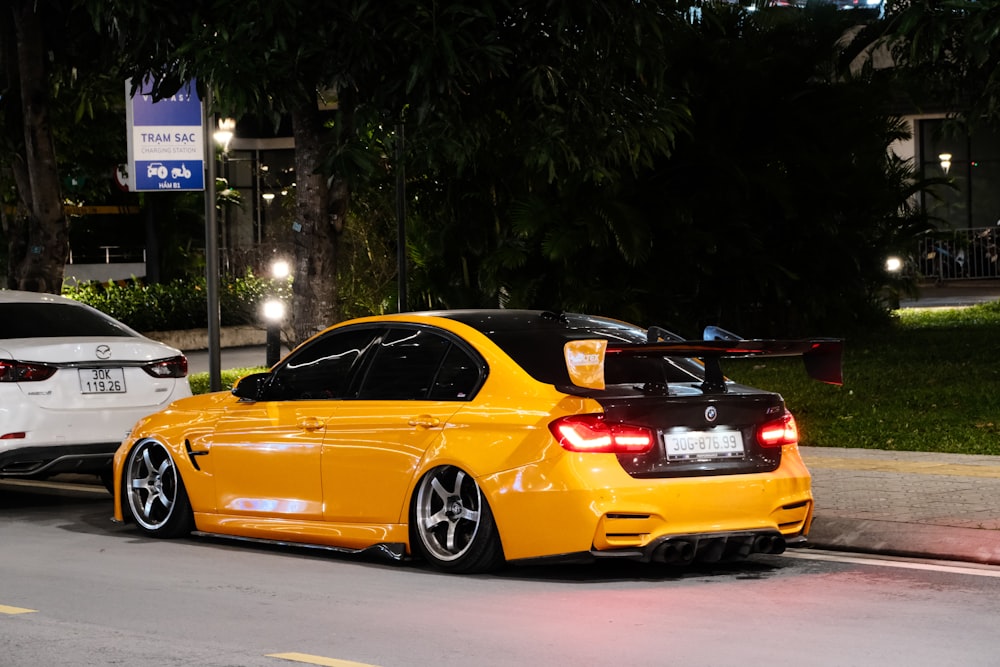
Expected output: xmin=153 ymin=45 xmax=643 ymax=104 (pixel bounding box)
xmin=0 ymin=290 xmax=191 ymax=489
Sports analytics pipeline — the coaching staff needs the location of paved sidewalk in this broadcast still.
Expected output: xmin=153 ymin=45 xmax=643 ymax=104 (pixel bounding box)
xmin=801 ymin=446 xmax=1000 ymax=565
xmin=899 ymin=279 xmax=1000 ymax=308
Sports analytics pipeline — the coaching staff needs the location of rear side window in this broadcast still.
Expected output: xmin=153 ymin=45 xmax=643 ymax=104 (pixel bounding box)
xmin=0 ymin=302 xmax=134 ymax=339
xmin=428 ymin=345 xmax=483 ymax=400
xmin=357 ymin=328 xmax=483 ymax=401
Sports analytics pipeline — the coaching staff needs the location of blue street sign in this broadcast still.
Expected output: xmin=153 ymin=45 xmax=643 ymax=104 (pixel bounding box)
xmin=126 ymin=78 xmax=205 ymax=192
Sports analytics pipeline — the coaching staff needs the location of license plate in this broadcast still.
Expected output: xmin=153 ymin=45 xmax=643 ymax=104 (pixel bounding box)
xmin=663 ymin=429 xmax=745 ymax=460
xmin=79 ymin=368 xmax=127 ymax=394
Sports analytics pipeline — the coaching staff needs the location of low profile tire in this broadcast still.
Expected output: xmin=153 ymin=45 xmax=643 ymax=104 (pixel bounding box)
xmin=411 ymin=465 xmax=504 ymax=574
xmin=122 ymin=439 xmax=194 ymax=538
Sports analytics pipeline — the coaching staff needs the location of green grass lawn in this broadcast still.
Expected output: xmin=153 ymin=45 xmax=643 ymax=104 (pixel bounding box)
xmin=188 ymin=367 xmax=266 ymax=395
xmin=189 ymin=303 xmax=1000 ymax=456
xmin=726 ymin=302 xmax=1000 ymax=455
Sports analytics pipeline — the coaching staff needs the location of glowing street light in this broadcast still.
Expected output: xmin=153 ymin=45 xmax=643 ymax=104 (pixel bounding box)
xmin=213 ymin=118 xmax=235 ymax=151
xmin=939 ymin=152 xmax=953 ymax=174
xmin=271 ymin=259 xmax=290 ymax=280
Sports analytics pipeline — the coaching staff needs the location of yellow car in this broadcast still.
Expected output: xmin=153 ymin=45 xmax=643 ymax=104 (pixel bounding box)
xmin=112 ymin=310 xmax=841 ymax=573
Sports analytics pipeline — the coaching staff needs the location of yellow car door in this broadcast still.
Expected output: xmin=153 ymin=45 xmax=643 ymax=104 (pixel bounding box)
xmin=321 ymin=327 xmax=485 ymax=524
xmin=211 ymin=326 xmax=386 ymax=521
xmin=321 ymin=401 xmax=461 ymax=523
xmin=209 ymin=400 xmax=328 ymax=520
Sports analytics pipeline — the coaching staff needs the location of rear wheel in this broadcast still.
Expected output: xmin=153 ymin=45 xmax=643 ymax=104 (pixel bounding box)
xmin=122 ymin=439 xmax=193 ymax=538
xmin=411 ymin=465 xmax=504 ymax=573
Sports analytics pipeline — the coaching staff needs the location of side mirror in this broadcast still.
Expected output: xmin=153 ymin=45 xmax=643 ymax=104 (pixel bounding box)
xmin=232 ymin=372 xmax=271 ymax=402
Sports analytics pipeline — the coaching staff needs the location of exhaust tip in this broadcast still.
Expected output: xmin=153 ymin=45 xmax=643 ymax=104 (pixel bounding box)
xmin=653 ymin=540 xmax=695 ymax=564
xmin=753 ymin=534 xmax=786 ymax=555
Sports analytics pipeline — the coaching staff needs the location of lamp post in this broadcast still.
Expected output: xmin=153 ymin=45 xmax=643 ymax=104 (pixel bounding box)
xmin=263 ymin=298 xmax=285 ymax=367
xmin=202 ymin=93 xmax=222 ymax=391
xmin=264 ymin=259 xmax=291 ymax=367
xmin=204 ymin=115 xmax=238 ymax=391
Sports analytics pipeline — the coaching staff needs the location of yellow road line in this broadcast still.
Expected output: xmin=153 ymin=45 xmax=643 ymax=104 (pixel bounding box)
xmin=0 ymin=604 xmax=37 ymax=615
xmin=267 ymin=653 xmax=381 ymax=667
xmin=805 ymin=456 xmax=1000 ymax=479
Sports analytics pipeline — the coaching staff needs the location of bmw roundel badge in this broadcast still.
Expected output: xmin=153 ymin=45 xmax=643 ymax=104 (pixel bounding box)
xmin=705 ymin=406 xmax=718 ymax=422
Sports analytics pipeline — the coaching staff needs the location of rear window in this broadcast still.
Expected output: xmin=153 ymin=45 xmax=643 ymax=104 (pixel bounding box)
xmin=435 ymin=311 xmax=706 ymax=389
xmin=0 ymin=303 xmax=134 ymax=339
xmin=486 ymin=328 xmax=703 ymax=387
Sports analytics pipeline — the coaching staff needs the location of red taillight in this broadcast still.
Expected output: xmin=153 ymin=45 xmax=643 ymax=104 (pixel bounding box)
xmin=549 ymin=415 xmax=655 ymax=454
xmin=1 ymin=432 xmax=26 ymax=440
xmin=143 ymin=355 xmax=188 ymax=379
xmin=757 ymin=412 xmax=798 ymax=447
xmin=0 ymin=360 xmax=56 ymax=382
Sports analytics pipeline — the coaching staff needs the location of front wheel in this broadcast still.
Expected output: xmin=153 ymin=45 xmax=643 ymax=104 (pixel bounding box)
xmin=411 ymin=466 xmax=504 ymax=573
xmin=122 ymin=439 xmax=193 ymax=538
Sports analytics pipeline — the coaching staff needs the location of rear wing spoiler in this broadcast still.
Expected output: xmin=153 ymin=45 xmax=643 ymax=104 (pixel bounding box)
xmin=564 ymin=326 xmax=843 ymax=393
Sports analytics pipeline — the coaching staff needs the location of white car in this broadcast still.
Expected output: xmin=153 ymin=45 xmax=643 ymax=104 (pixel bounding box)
xmin=0 ymin=290 xmax=191 ymax=489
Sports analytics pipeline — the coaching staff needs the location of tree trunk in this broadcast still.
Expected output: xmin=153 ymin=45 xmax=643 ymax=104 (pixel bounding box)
xmin=288 ymin=102 xmax=347 ymax=346
xmin=9 ymin=2 xmax=69 ymax=293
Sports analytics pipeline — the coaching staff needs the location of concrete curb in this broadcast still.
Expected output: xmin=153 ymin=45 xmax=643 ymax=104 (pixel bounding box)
xmin=142 ymin=325 xmax=266 ymax=351
xmin=808 ymin=516 xmax=1000 ymax=566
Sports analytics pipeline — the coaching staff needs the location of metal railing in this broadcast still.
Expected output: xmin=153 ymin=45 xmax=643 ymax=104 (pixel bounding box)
xmin=67 ymin=246 xmax=147 ymax=265
xmin=917 ymin=227 xmax=1000 ymax=282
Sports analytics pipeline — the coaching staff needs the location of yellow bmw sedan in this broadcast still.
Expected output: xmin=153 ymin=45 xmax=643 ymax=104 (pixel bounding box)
xmin=112 ymin=310 xmax=841 ymax=574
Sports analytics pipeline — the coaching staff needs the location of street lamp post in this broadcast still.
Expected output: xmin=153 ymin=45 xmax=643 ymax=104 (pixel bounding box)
xmin=263 ymin=259 xmax=291 ymax=367
xmin=263 ymin=298 xmax=285 ymax=367
xmin=203 ymin=113 xmax=238 ymax=392
xmin=203 ymin=93 xmax=222 ymax=391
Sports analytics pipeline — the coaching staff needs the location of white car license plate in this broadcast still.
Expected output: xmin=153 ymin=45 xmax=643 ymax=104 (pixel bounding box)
xmin=79 ymin=368 xmax=127 ymax=394
xmin=663 ymin=429 xmax=744 ymax=460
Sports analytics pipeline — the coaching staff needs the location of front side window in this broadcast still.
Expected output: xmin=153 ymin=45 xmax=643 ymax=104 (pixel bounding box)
xmin=266 ymin=327 xmax=383 ymax=400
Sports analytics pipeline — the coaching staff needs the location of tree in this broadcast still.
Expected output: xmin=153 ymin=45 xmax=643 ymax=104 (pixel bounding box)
xmin=638 ymin=2 xmax=932 ymax=335
xmin=402 ymin=2 xmax=688 ymax=314
xmin=87 ymin=1 xmax=518 ymax=345
xmin=2 ymin=2 xmax=70 ymax=292
xmin=881 ymin=0 xmax=1000 ymax=122
xmin=405 ymin=3 xmax=935 ymax=335
xmin=87 ymin=1 xmax=698 ymax=343
xmin=0 ymin=1 xmax=126 ymax=292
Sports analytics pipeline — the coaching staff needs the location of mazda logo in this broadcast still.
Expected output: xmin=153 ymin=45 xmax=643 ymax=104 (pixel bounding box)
xmin=705 ymin=406 xmax=718 ymax=422
xmin=95 ymin=345 xmax=112 ymax=360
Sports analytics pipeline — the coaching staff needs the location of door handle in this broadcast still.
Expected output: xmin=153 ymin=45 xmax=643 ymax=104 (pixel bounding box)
xmin=408 ymin=415 xmax=441 ymax=428
xmin=298 ymin=417 xmax=325 ymax=431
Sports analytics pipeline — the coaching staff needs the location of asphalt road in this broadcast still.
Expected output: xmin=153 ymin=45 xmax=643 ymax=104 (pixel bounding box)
xmin=3 ymin=479 xmax=1000 ymax=667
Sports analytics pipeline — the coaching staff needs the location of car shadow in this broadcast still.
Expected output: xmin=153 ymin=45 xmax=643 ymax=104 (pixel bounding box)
xmin=3 ymin=479 xmax=787 ymax=583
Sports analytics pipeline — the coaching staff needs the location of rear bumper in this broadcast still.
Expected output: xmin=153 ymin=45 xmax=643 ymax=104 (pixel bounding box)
xmin=512 ymin=529 xmax=794 ymax=566
xmin=485 ymin=445 xmax=813 ymax=561
xmin=0 ymin=442 xmax=117 ymax=478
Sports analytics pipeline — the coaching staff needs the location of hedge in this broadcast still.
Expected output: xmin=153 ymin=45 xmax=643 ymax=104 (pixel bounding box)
xmin=63 ymin=274 xmax=289 ymax=332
